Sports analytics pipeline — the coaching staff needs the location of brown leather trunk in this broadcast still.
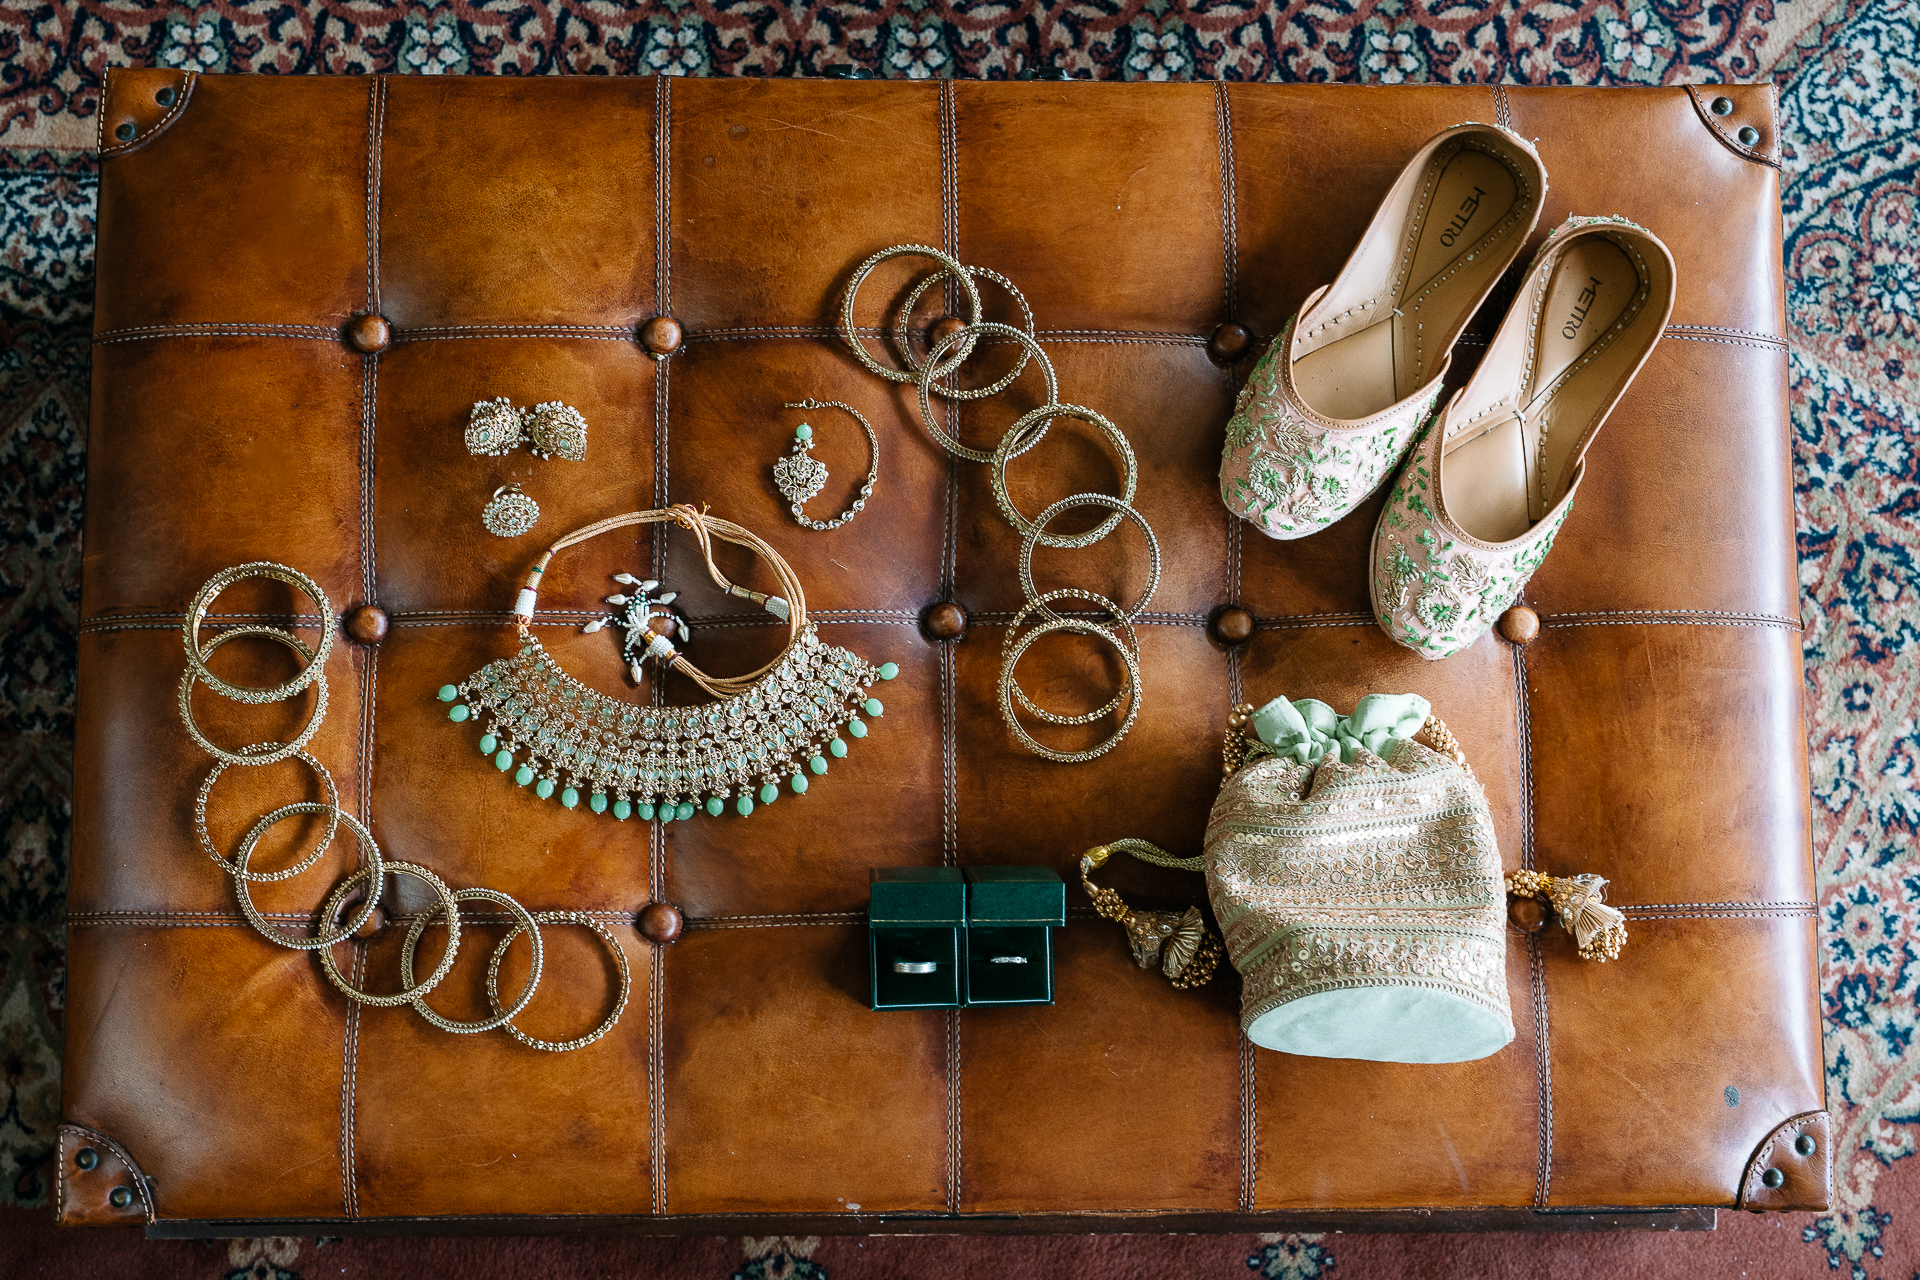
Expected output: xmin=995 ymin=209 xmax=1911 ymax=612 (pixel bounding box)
xmin=64 ymin=70 xmax=1821 ymax=1235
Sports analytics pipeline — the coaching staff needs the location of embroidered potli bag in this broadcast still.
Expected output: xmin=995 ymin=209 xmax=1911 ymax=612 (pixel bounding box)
xmin=1206 ymin=694 xmax=1516 ymax=1062
xmin=1085 ymin=694 xmax=1629 ymax=1062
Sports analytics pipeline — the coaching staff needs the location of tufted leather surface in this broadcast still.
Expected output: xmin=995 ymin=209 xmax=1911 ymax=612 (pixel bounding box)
xmin=65 ymin=70 xmax=1824 ymax=1230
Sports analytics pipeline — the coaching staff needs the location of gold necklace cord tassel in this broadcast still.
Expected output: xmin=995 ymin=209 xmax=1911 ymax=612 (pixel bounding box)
xmin=1506 ymin=868 xmax=1628 ymax=962
xmin=1079 ymin=842 xmax=1222 ymax=989
xmin=512 ymin=505 xmax=810 ymax=698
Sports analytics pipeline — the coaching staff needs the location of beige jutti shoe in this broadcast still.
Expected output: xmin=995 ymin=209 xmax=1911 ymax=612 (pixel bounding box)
xmin=1220 ymin=122 xmax=1546 ymax=539
xmin=1371 ymin=216 xmax=1677 ymax=659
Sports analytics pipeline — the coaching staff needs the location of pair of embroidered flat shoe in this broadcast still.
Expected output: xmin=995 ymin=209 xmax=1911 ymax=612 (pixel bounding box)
xmin=1218 ymin=123 xmax=1676 ymax=659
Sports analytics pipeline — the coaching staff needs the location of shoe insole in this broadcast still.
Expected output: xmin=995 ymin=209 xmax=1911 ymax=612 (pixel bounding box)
xmin=1293 ymin=146 xmax=1523 ymax=422
xmin=1444 ymin=238 xmax=1642 ymax=543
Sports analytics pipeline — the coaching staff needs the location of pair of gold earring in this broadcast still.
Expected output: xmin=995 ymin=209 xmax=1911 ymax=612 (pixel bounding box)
xmin=466 ymin=397 xmax=589 ymax=462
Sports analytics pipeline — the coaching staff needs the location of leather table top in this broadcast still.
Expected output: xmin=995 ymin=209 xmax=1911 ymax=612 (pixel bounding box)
xmin=60 ymin=71 xmax=1822 ymax=1233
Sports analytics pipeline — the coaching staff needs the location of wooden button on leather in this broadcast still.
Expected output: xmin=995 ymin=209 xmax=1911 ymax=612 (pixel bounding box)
xmin=1508 ymin=896 xmax=1550 ymax=934
xmin=1208 ymin=604 xmax=1255 ymax=647
xmin=640 ymin=316 xmax=684 ymax=356
xmin=929 ymin=316 xmax=967 ymax=349
xmin=345 ymin=604 xmax=389 ymax=645
xmin=1207 ymin=322 xmax=1253 ymax=365
xmin=1497 ymin=605 xmax=1540 ymax=646
xmin=922 ymin=601 xmax=968 ymax=642
xmin=346 ymin=314 xmax=391 ymax=354
xmin=638 ymin=902 xmax=684 ymax=945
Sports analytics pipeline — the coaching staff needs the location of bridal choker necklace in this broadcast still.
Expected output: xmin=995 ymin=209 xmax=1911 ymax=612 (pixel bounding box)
xmin=439 ymin=504 xmax=897 ymax=822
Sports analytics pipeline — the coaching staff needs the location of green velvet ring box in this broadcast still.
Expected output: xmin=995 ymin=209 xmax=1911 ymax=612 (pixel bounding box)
xmin=963 ymin=866 xmax=1066 ymax=1007
xmin=868 ymin=867 xmax=966 ymax=1010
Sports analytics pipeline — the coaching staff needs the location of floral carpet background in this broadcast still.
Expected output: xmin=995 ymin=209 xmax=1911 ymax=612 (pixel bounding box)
xmin=0 ymin=0 xmax=1915 ymax=1275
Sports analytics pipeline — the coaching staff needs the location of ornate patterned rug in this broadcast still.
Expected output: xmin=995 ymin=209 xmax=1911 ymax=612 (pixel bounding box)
xmin=2 ymin=1 xmax=1914 ymax=1275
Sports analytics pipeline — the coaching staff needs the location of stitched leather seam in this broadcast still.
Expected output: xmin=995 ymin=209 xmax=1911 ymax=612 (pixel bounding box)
xmin=1548 ymin=607 xmax=1800 ymax=622
xmin=1663 ymin=333 xmax=1788 ymax=352
xmin=1622 ymin=899 xmax=1815 ymax=911
xmin=360 ymin=354 xmax=378 ymax=604
xmin=94 ymin=325 xmax=342 ymax=345
xmin=1543 ymin=614 xmax=1801 ymax=631
xmin=1624 ymin=910 xmax=1818 ymax=920
xmin=401 ymin=323 xmax=633 ymax=336
xmin=1214 ymin=81 xmax=1238 ymax=321
xmin=95 ymin=322 xmax=338 ymax=338
xmin=650 ymin=865 xmax=665 ymax=1216
xmin=655 ymin=74 xmax=671 ymax=318
xmin=1494 ymin=84 xmax=1512 ymax=131
xmin=365 ymin=76 xmax=385 ymax=311
xmin=1241 ymin=1033 xmax=1256 ymax=1211
xmin=99 ymin=70 xmax=197 ymax=159
xmin=1516 ymin=642 xmax=1551 ymax=1208
xmin=1255 ymin=615 xmax=1375 ymax=630
xmin=341 ymin=940 xmax=365 ymax=1218
xmin=81 ymin=613 xmax=329 ymax=633
xmin=948 ymin=1009 xmax=962 ymax=1214
xmin=940 ymin=78 xmax=958 ymax=264
xmin=1667 ymin=323 xmax=1786 ymax=344
xmin=397 ymin=331 xmax=637 ymax=345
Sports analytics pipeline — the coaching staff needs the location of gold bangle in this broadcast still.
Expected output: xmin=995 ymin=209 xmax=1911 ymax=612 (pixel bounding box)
xmin=893 ymin=263 xmax=1036 ymax=398
xmin=194 ymin=746 xmax=338 ymax=882
xmin=317 ymin=861 xmax=463 ymax=1007
xmin=401 ymin=887 xmax=545 ymax=1035
xmin=916 ymin=321 xmax=1060 ymax=464
xmin=1003 ymin=588 xmax=1137 ymax=726
xmin=229 ymin=803 xmax=383 ymax=949
xmin=992 ymin=405 xmax=1139 ymax=550
xmin=840 ymin=243 xmax=984 ymax=385
xmin=998 ymin=617 xmax=1142 ymax=764
xmin=181 ymin=562 xmax=333 ymax=704
xmin=177 ymin=626 xmax=328 ymax=767
xmin=486 ymin=911 xmax=632 ymax=1053
xmin=1017 ymin=492 xmax=1161 ymax=619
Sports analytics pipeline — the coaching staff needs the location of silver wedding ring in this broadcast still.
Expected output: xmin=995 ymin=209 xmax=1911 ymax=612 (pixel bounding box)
xmin=892 ymin=960 xmax=938 ymax=974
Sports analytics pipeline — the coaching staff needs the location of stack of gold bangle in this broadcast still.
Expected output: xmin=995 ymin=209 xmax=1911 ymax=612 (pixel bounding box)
xmin=178 ymin=562 xmax=628 ymax=1052
xmin=841 ymin=244 xmax=1161 ymax=763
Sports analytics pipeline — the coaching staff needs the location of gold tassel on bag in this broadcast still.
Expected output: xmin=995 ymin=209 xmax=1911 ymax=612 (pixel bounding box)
xmin=1506 ymin=869 xmax=1628 ymax=962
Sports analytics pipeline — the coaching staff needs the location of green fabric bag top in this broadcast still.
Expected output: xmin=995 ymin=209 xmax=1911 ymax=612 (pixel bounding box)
xmin=1248 ymin=693 xmax=1432 ymax=764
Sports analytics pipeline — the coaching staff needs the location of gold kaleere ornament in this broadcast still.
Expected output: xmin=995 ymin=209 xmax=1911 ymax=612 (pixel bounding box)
xmin=1079 ymin=843 xmax=1223 ymax=990
xmin=1506 ymin=868 xmax=1628 ymax=962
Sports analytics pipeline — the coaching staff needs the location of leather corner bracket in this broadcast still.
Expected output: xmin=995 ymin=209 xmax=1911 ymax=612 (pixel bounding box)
xmin=98 ymin=68 xmax=196 ymax=159
xmin=1737 ymin=1109 xmax=1832 ymax=1212
xmin=1686 ymin=84 xmax=1780 ymax=170
xmin=57 ymin=1122 xmax=155 ymax=1226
